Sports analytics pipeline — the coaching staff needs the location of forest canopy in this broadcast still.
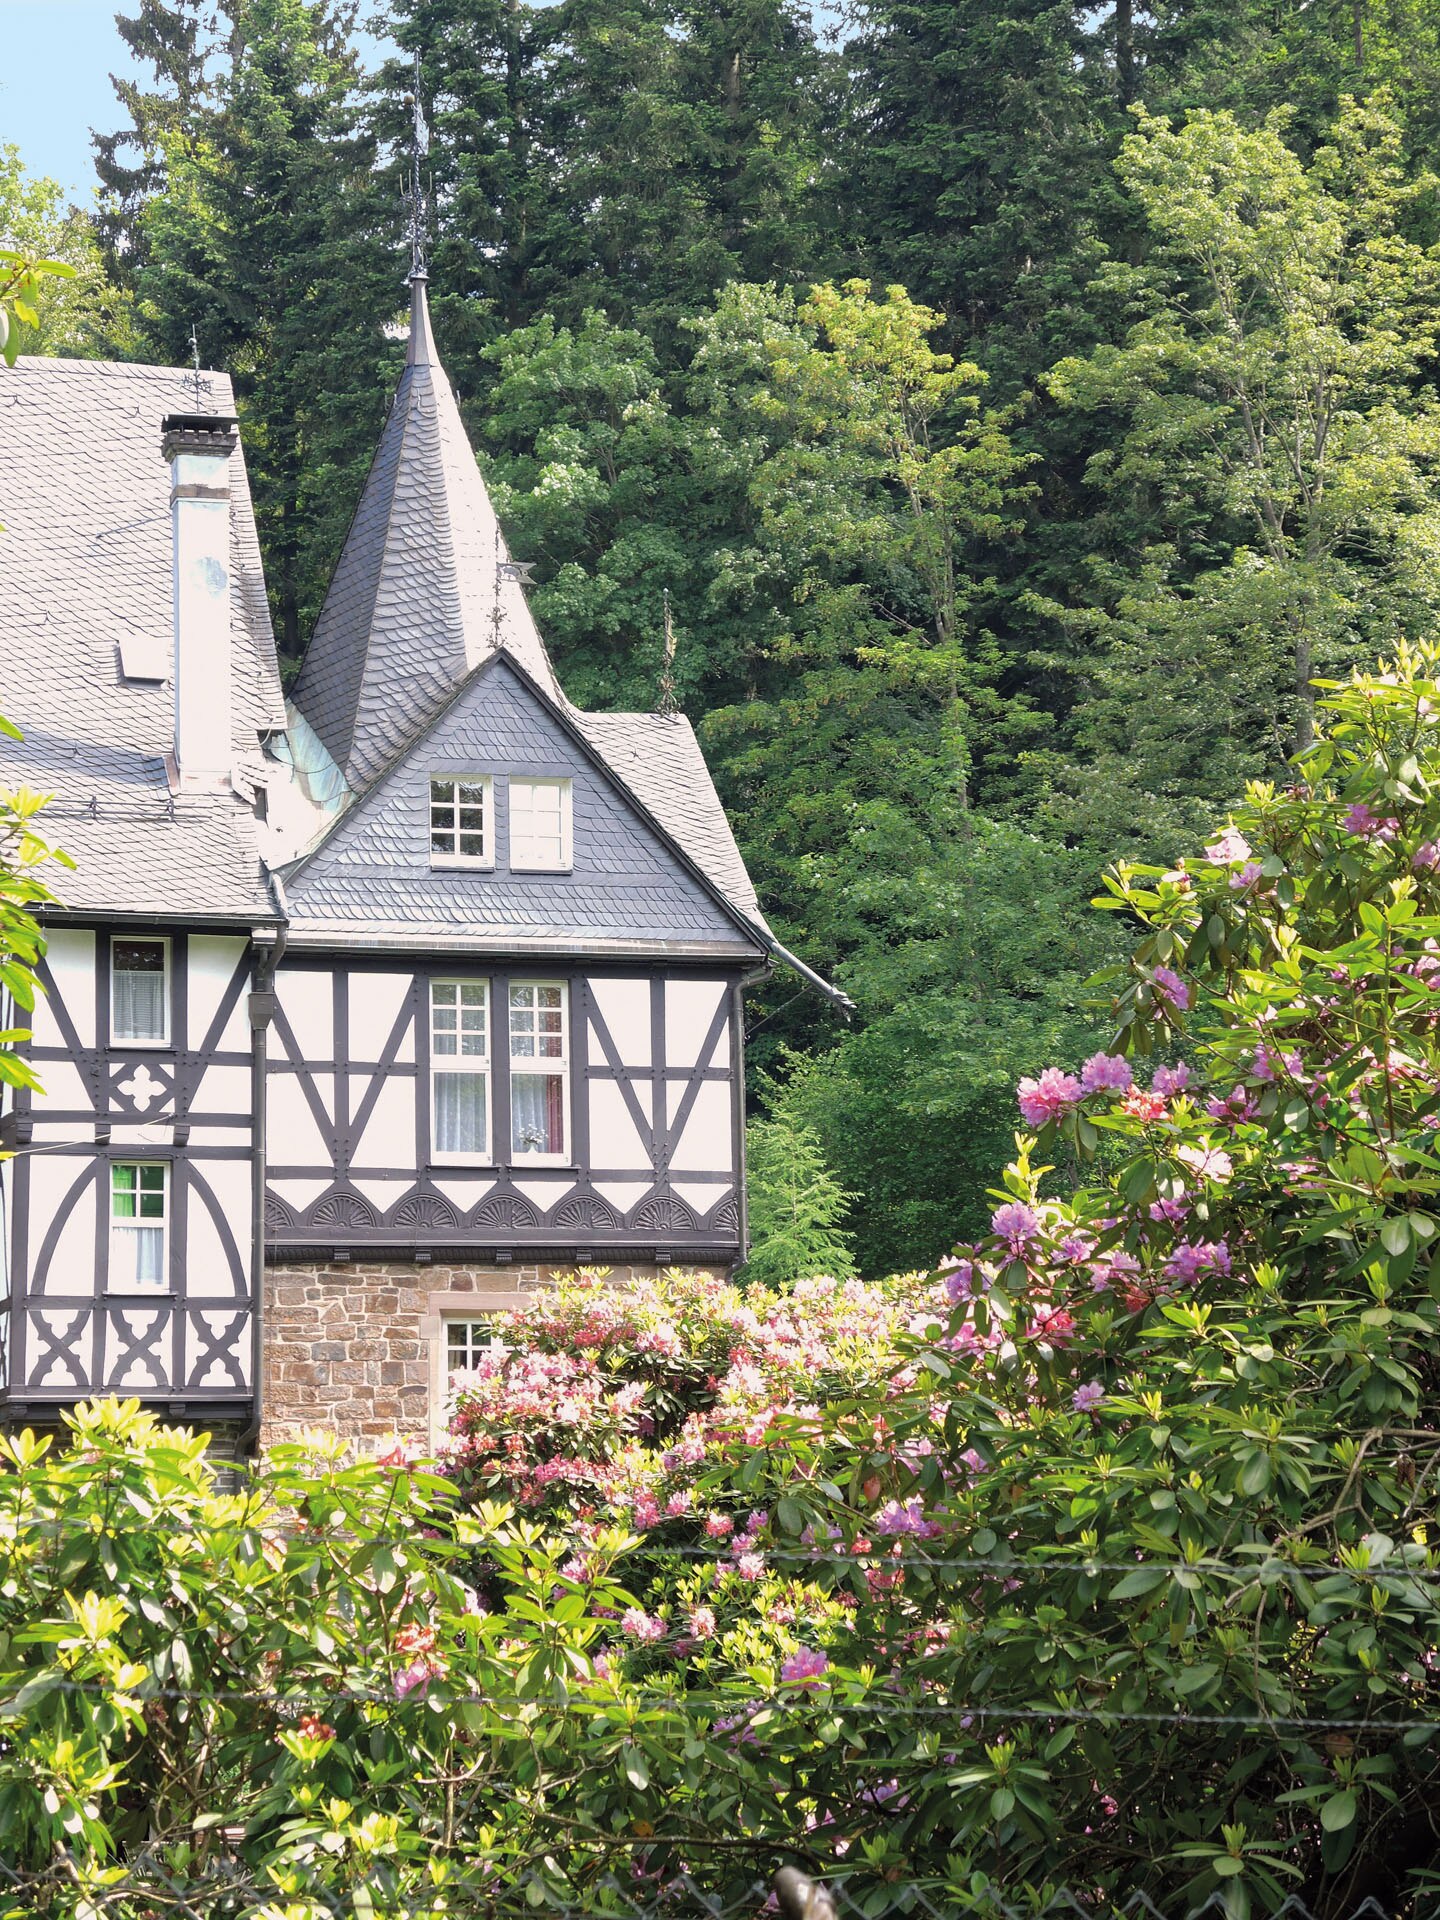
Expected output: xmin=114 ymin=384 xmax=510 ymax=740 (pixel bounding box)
xmin=9 ymin=0 xmax=1440 ymax=1274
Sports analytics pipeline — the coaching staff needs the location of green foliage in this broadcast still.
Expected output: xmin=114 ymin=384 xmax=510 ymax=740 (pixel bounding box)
xmin=0 ymin=149 xmax=130 ymax=362
xmin=739 ymin=1099 xmax=856 ymax=1287
xmin=122 ymin=0 xmax=400 ymax=649
xmin=782 ymin=812 xmax=1115 ymax=1271
xmin=0 ymin=765 xmax=67 ymax=1093
xmin=1034 ymin=96 xmax=1440 ymax=851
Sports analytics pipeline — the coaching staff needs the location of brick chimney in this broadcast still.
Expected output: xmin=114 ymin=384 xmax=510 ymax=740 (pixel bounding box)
xmin=161 ymin=413 xmax=238 ymax=792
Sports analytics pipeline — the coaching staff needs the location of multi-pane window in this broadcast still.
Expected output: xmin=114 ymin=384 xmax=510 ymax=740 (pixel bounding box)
xmin=109 ymin=1163 xmax=168 ymax=1291
xmin=431 ymin=980 xmax=490 ymax=1158
xmin=429 ymin=776 xmax=492 ymax=867
xmin=509 ymin=982 xmax=568 ymax=1159
xmin=111 ymin=938 xmax=168 ymax=1044
xmin=508 ymin=778 xmax=572 ymax=871
xmin=445 ymin=1318 xmax=505 ymax=1376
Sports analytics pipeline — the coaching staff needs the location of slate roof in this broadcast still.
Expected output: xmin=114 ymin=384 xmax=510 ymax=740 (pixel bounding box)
xmin=282 ymin=651 xmax=766 ymax=956
xmin=286 ymin=274 xmax=773 ymax=946
xmin=570 ymin=709 xmax=764 ymax=926
xmin=0 ymin=356 xmax=284 ymax=922
xmin=291 ymin=277 xmax=560 ymax=792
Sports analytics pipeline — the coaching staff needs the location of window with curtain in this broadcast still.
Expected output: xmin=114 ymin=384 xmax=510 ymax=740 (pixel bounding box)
xmin=431 ymin=980 xmax=489 ymax=1158
xmin=509 ymin=982 xmax=567 ymax=1158
xmin=111 ymin=938 xmax=168 ymax=1044
xmin=109 ymin=1163 xmax=168 ymax=1290
xmin=508 ymin=778 xmax=571 ymax=871
xmin=430 ymin=776 xmax=492 ymax=866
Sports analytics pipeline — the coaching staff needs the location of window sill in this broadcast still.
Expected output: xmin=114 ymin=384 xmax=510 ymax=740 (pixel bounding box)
xmin=430 ymin=857 xmax=495 ymax=873
xmin=109 ymin=1039 xmax=172 ymax=1052
xmin=103 ymin=1289 xmax=176 ymax=1300
xmin=508 ymin=864 xmax=573 ymax=876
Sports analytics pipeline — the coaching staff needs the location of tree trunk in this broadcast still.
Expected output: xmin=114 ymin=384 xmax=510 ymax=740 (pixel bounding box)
xmin=1114 ymin=0 xmax=1135 ymax=107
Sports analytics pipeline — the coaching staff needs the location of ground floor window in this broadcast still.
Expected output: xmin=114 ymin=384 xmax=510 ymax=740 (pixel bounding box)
xmin=109 ymin=1163 xmax=168 ymax=1290
xmin=445 ymin=1317 xmax=505 ymax=1376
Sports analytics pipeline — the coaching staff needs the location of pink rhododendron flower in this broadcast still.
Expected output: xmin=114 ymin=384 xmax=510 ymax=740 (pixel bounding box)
xmin=1072 ymin=1380 xmax=1105 ymax=1413
xmin=1122 ymin=1088 xmax=1168 ymax=1121
xmin=621 ymin=1608 xmax=665 ymax=1643
xmin=1229 ymin=860 xmax=1264 ymax=890
xmin=1177 ymin=1143 xmax=1233 ymax=1183
xmin=1149 ymin=1194 xmax=1188 ymax=1224
xmin=991 ymin=1201 xmax=1040 ymax=1253
xmin=735 ymin=1552 xmax=766 ymax=1581
xmin=1164 ymin=1239 xmax=1232 ymax=1285
xmin=1017 ymin=1066 xmax=1083 ymax=1126
xmin=1414 ymin=841 xmax=1440 ymax=872
xmin=1080 ymin=1051 xmax=1133 ymax=1094
xmin=1152 ymin=1062 xmax=1190 ymax=1097
xmin=942 ymin=1261 xmax=975 ymax=1303
xmin=874 ymin=1497 xmax=942 ymax=1539
xmin=1152 ymin=967 xmax=1190 ymax=1012
xmin=1343 ymin=801 xmax=1400 ymax=840
xmin=704 ymin=1514 xmax=734 ymax=1540
xmin=689 ymin=1605 xmax=717 ymax=1639
xmin=780 ymin=1647 xmax=830 ymax=1688
xmin=1205 ymin=827 xmax=1252 ymax=865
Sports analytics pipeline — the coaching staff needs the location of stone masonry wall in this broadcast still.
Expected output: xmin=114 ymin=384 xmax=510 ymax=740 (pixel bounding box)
xmin=262 ymin=1261 xmax=726 ymax=1452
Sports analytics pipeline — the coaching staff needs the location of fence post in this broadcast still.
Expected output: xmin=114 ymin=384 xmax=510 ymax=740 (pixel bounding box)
xmin=773 ymin=1867 xmax=840 ymax=1920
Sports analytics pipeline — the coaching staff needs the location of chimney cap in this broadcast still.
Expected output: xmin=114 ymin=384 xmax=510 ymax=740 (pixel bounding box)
xmin=161 ymin=413 xmax=239 ymax=460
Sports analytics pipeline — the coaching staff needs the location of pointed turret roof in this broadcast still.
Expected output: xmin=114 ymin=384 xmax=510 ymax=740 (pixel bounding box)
xmin=292 ymin=274 xmax=560 ymax=792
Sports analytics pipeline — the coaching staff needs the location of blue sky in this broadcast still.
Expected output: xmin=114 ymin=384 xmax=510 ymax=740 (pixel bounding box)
xmin=0 ymin=0 xmax=391 ymax=204
xmin=0 ymin=1 xmax=844 ymax=208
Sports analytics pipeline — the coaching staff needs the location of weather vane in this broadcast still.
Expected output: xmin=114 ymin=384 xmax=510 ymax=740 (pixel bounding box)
xmin=188 ymin=323 xmax=203 ymax=411
xmin=657 ymin=589 xmax=679 ymax=717
xmin=405 ymin=50 xmax=429 ymax=279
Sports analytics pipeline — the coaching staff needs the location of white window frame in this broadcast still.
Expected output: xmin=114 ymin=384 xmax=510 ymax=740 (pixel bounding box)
xmin=508 ymin=777 xmax=573 ymax=873
xmin=444 ymin=1316 xmax=507 ymax=1379
xmin=108 ymin=1161 xmax=169 ymax=1294
xmin=429 ymin=979 xmax=492 ymax=1164
xmin=508 ymin=980 xmax=570 ymax=1164
xmin=429 ymin=774 xmax=494 ymax=870
xmin=110 ymin=936 xmax=171 ymax=1048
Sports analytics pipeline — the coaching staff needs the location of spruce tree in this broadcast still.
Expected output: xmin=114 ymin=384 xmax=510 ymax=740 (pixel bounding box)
xmin=846 ymin=0 xmax=1111 ymax=388
xmin=133 ymin=0 xmax=399 ymax=653
xmin=94 ymin=2 xmax=210 ymax=283
xmin=739 ymin=1104 xmax=857 ymax=1288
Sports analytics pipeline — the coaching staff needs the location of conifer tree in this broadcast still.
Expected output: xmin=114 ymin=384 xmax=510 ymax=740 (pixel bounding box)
xmin=133 ymin=0 xmax=399 ymax=653
xmin=94 ymin=1 xmax=210 ymax=282
xmin=739 ymin=1103 xmax=856 ymax=1288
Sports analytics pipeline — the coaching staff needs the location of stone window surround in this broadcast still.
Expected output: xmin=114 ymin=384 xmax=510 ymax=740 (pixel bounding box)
xmin=421 ymin=1281 xmax=535 ymax=1444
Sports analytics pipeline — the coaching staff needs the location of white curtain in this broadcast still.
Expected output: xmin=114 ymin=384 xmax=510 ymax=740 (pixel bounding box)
xmin=111 ymin=1225 xmax=165 ymax=1288
xmin=435 ymin=1073 xmax=487 ymax=1155
xmin=113 ymin=970 xmax=165 ymax=1042
xmin=511 ymin=1073 xmax=563 ymax=1155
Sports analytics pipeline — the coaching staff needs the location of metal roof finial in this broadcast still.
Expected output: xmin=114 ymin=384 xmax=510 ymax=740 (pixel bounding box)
xmin=657 ymin=588 xmax=679 ymax=717
xmin=188 ymin=323 xmax=202 ymax=411
xmin=404 ymin=50 xmax=430 ymax=281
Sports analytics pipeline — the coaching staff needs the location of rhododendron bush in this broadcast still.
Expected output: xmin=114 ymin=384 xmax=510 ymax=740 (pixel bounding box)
xmin=8 ymin=651 xmax=1440 ymax=1919
xmin=434 ymin=650 xmax=1440 ymax=1916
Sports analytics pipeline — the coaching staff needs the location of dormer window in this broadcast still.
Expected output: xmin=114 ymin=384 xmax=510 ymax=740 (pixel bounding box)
xmin=430 ymin=775 xmax=492 ymax=868
xmin=509 ymin=778 xmax=572 ymax=872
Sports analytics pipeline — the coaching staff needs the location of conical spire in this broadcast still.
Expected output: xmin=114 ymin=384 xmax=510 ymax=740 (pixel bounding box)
xmin=292 ymin=274 xmax=559 ymax=793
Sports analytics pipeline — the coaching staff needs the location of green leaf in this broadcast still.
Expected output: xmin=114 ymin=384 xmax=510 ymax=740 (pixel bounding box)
xmin=1320 ymin=1789 xmax=1357 ymax=1832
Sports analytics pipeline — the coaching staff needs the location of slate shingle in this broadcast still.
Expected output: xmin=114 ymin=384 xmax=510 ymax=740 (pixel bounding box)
xmin=0 ymin=356 xmax=283 ymax=921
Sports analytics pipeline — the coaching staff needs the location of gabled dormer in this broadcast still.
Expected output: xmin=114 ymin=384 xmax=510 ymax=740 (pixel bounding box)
xmin=280 ymin=648 xmax=765 ymax=958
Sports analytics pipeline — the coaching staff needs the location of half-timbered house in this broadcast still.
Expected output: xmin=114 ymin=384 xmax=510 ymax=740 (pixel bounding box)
xmin=0 ymin=275 xmax=840 ymax=1452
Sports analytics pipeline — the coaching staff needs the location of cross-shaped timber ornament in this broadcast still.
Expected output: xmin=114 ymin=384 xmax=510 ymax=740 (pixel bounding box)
xmin=117 ymin=1063 xmax=165 ymax=1113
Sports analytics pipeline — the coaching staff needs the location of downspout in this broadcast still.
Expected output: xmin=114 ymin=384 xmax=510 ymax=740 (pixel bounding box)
xmin=750 ymin=927 xmax=855 ymax=1019
xmin=237 ymin=871 xmax=288 ymax=1457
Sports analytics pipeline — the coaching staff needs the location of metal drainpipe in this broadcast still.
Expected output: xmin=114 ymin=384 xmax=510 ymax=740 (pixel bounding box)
xmin=236 ymin=884 xmax=287 ymax=1458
